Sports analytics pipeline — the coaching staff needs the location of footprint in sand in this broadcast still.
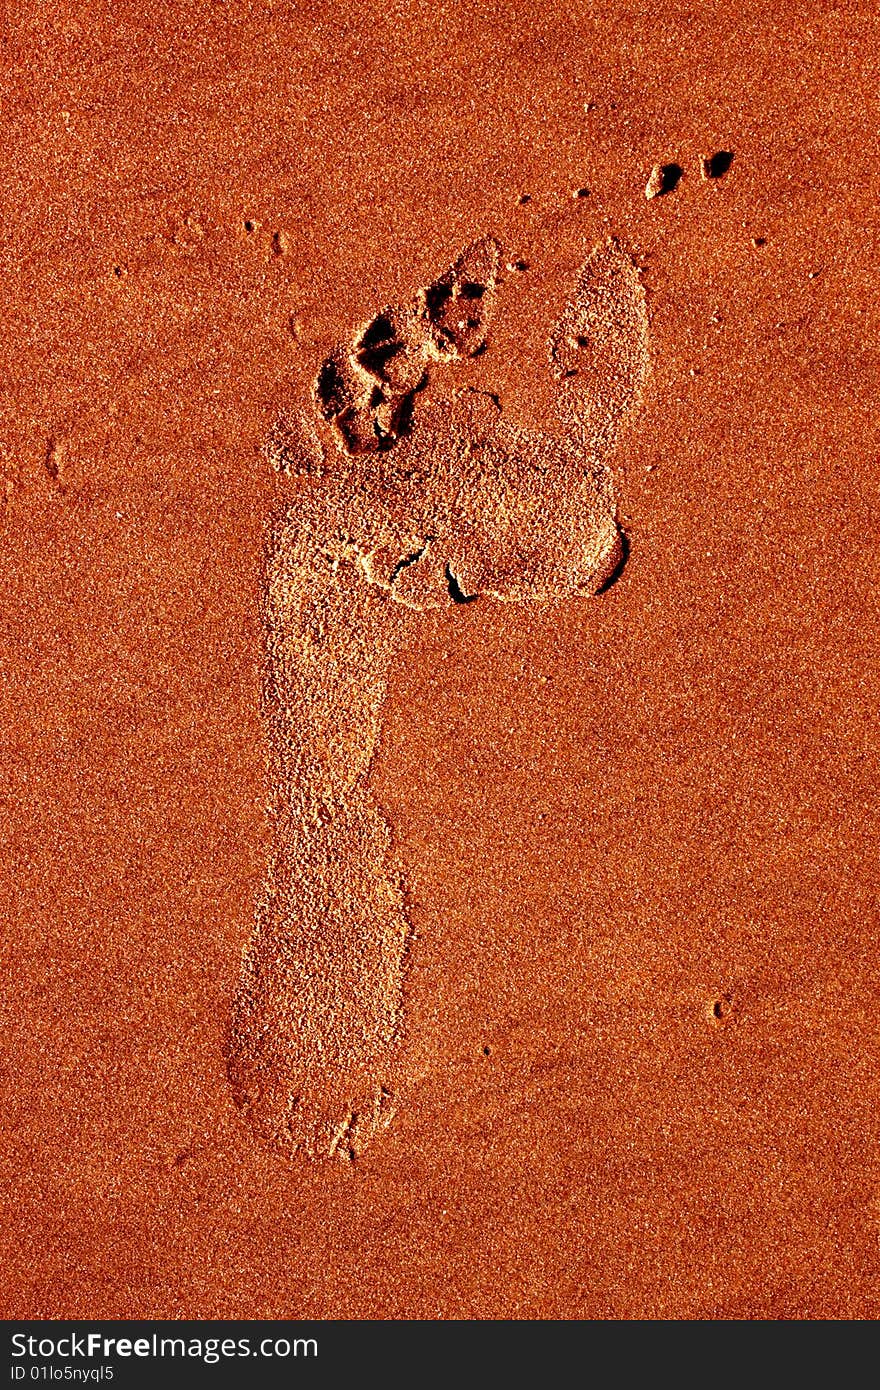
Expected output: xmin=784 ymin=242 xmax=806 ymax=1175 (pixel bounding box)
xmin=225 ymin=235 xmax=650 ymax=1159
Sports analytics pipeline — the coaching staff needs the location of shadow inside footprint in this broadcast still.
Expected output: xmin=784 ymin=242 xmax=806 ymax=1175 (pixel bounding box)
xmin=595 ymin=529 xmax=631 ymax=593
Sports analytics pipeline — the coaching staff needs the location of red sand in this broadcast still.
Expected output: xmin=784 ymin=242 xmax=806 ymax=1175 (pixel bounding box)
xmin=2 ymin=0 xmax=879 ymax=1318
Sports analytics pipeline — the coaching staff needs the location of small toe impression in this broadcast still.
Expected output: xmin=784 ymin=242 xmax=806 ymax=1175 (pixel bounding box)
xmin=417 ymin=236 xmax=501 ymax=360
xmin=313 ymin=237 xmax=501 ymax=456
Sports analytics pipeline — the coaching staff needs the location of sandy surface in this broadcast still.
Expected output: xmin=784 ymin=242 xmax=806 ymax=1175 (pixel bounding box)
xmin=2 ymin=0 xmax=879 ymax=1319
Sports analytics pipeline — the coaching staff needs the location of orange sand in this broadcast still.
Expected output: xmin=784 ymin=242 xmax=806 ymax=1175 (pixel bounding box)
xmin=2 ymin=0 xmax=879 ymax=1319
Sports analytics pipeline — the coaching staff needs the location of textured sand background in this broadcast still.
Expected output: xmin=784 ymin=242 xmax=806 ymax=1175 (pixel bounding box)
xmin=2 ymin=0 xmax=879 ymax=1318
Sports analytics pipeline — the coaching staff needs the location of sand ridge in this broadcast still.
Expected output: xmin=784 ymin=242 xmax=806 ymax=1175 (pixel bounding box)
xmin=226 ymin=238 xmax=650 ymax=1157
